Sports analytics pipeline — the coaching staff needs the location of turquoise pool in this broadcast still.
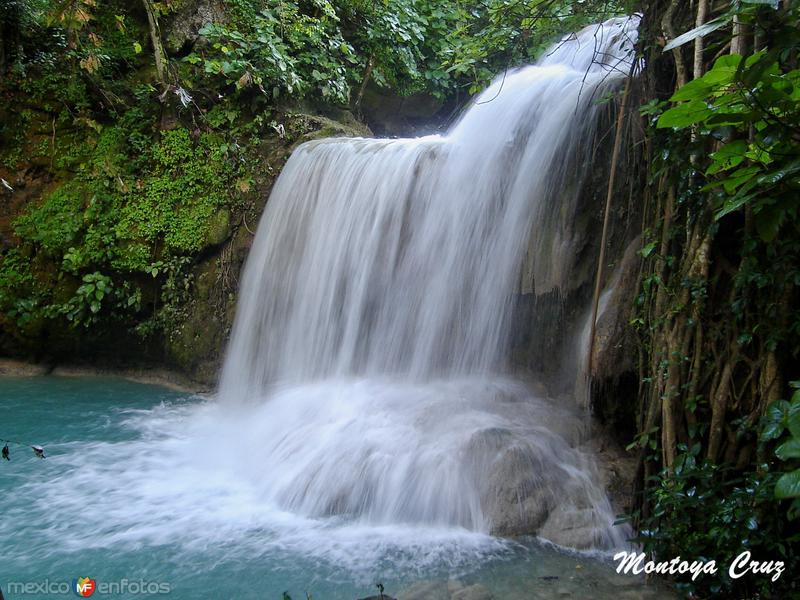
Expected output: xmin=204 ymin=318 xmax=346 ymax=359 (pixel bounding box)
xmin=0 ymin=376 xmax=670 ymax=599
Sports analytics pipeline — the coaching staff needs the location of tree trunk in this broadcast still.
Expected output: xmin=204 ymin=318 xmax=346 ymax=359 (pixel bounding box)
xmin=730 ymin=17 xmax=747 ymax=56
xmin=142 ymin=0 xmax=168 ymax=86
xmin=354 ymin=54 xmax=375 ymax=111
xmin=693 ymin=0 xmax=709 ymax=79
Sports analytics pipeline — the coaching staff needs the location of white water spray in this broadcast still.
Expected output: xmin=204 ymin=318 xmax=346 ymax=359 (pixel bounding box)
xmin=218 ymin=16 xmax=640 ymax=549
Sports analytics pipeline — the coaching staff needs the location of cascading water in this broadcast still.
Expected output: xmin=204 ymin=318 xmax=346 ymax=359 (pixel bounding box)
xmin=217 ymin=16 xmax=639 ymax=549
xmin=0 ymin=20 xmax=650 ymax=600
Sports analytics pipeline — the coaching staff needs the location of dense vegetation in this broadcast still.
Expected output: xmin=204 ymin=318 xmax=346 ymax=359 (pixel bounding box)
xmin=3 ymin=0 xmax=800 ymax=598
xmin=631 ymin=0 xmax=800 ymax=597
xmin=0 ymin=0 xmax=622 ymax=360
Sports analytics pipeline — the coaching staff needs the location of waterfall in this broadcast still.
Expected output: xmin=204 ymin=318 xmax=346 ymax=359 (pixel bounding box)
xmin=219 ymin=16 xmax=639 ymax=550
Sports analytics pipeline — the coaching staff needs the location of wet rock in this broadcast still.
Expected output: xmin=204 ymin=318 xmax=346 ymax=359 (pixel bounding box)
xmin=358 ymin=84 xmax=447 ymax=137
xmin=465 ymin=422 xmax=616 ymax=544
xmin=589 ymin=236 xmax=642 ymax=383
xmin=450 ymin=583 xmax=493 ymax=600
xmin=538 ymin=506 xmax=608 ymax=550
xmin=397 ymin=580 xmax=450 ymax=600
xmin=466 ymin=428 xmax=554 ymax=536
xmin=446 ymin=580 xmax=465 ymax=595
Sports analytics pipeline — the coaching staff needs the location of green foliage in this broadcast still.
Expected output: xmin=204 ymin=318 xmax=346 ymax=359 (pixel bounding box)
xmin=762 ymin=384 xmax=800 ymax=518
xmin=0 ymin=249 xmax=43 ymax=330
xmin=633 ymin=3 xmax=800 ymax=598
xmin=14 ymin=186 xmax=85 ymax=254
xmin=54 ymin=272 xmax=114 ymax=326
xmin=1 ymin=120 xmax=239 ymax=332
xmin=635 ymin=448 xmax=799 ymax=599
xmin=337 ymin=0 xmax=458 ymax=97
xmin=189 ymin=1 xmax=356 ymax=103
xmin=657 ymin=49 xmax=800 ymax=243
xmin=184 ymin=0 xmax=624 ymax=104
xmin=184 ymin=0 xmax=461 ymax=102
xmin=442 ymin=0 xmax=629 ymax=94
xmin=118 ymin=128 xmax=236 ymax=258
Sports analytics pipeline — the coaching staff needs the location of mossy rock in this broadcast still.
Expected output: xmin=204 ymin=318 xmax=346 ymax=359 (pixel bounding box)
xmin=165 ymin=302 xmax=221 ymax=371
xmin=205 ymin=208 xmax=231 ymax=248
xmin=293 ymin=113 xmax=372 ymax=146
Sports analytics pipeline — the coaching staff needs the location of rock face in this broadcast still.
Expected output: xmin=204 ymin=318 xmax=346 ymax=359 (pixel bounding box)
xmin=163 ymin=112 xmax=372 ymax=384
xmin=162 ymin=0 xmax=227 ymax=55
xmin=466 ymin=421 xmax=630 ymax=546
xmin=397 ymin=581 xmax=492 ymax=600
xmin=503 ymin=96 xmax=644 ymax=527
xmin=509 ymin=96 xmax=644 ymax=427
xmin=357 ymin=83 xmax=452 ymax=137
xmin=0 ymin=108 xmax=370 ymax=385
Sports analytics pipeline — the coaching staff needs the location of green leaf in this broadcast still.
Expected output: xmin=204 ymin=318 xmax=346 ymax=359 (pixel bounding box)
xmin=719 ymin=166 xmax=760 ymax=194
xmin=761 ymin=400 xmax=789 ymax=441
xmin=657 ymin=100 xmax=712 ymax=129
xmin=789 ymin=498 xmax=800 ymax=520
xmin=742 ymin=0 xmax=779 ymax=7
xmin=133 ymin=41 xmax=142 ymax=54
xmin=776 ymin=439 xmax=800 ymax=461
xmin=671 ymin=77 xmax=716 ymax=102
xmin=663 ymin=17 xmax=729 ymax=52
xmin=712 ymin=54 xmax=746 ymax=70
xmin=788 ymin=399 xmax=800 ymax=439
xmin=775 ymin=469 xmax=800 ymax=499
xmin=707 ymin=140 xmax=748 ymax=175
xmin=639 ymin=241 xmax=657 ymax=258
xmin=715 ymin=193 xmax=751 ymax=220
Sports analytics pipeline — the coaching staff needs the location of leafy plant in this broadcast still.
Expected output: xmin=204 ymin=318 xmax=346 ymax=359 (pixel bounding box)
xmin=186 ymin=1 xmax=356 ymax=103
xmin=657 ymin=49 xmax=800 ymax=243
xmin=635 ymin=444 xmax=799 ymax=598
xmin=632 ymin=2 xmax=800 ymax=597
xmin=762 ymin=383 xmax=800 ymax=519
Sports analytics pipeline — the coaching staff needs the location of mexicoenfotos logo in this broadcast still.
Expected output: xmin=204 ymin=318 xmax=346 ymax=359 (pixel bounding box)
xmin=72 ymin=577 xmax=96 ymax=597
xmin=5 ymin=577 xmax=171 ymax=596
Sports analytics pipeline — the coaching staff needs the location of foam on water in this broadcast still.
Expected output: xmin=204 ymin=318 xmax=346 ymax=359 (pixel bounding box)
xmin=4 ymin=389 xmax=513 ymax=578
xmin=1 ymin=375 xmax=668 ymax=598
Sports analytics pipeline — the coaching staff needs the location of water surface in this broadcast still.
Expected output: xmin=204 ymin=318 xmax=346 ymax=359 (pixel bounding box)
xmin=0 ymin=376 xmax=671 ymax=599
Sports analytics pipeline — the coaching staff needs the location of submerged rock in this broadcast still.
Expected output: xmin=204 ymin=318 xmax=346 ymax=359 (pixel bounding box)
xmin=450 ymin=584 xmax=493 ymax=600
xmin=397 ymin=580 xmax=450 ymax=600
xmin=397 ymin=580 xmax=491 ymax=600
